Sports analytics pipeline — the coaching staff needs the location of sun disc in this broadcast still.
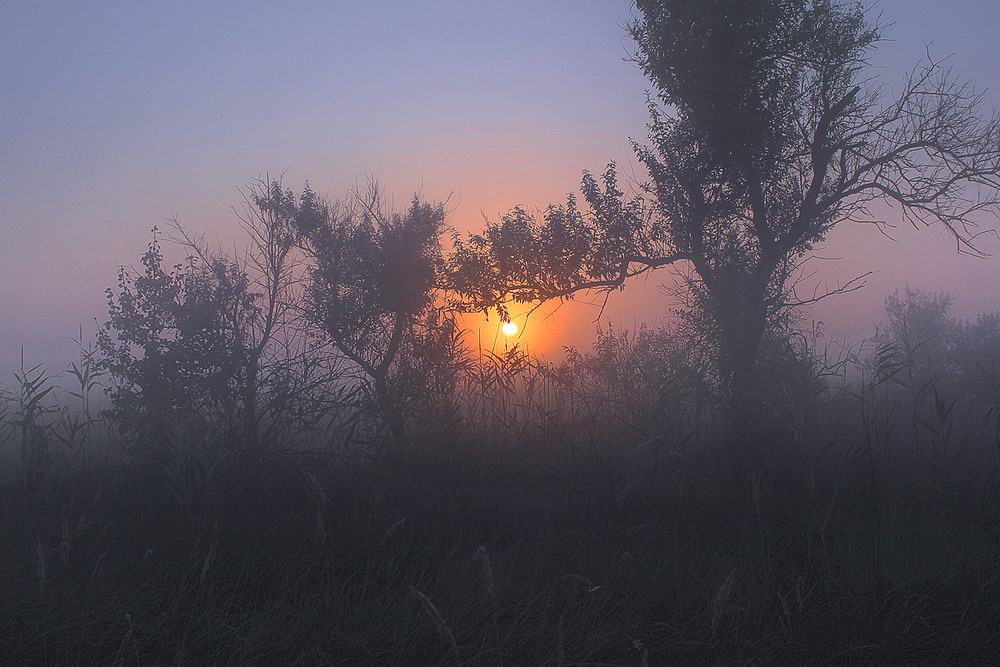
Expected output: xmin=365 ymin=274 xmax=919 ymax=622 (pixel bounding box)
xmin=501 ymin=321 xmax=518 ymax=337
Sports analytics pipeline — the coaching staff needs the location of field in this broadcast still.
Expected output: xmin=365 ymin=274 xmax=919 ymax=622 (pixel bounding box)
xmin=3 ymin=311 xmax=1000 ymax=666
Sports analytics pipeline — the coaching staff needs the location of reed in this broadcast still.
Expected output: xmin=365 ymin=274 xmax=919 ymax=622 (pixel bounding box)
xmin=0 ymin=292 xmax=999 ymax=663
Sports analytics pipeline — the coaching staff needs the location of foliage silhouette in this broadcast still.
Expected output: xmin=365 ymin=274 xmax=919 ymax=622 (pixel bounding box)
xmin=9 ymin=2 xmax=1000 ymax=660
xmin=98 ymin=179 xmax=328 ymax=461
xmin=869 ymin=287 xmax=1000 ymax=464
xmin=97 ymin=229 xmax=254 ymax=459
xmin=448 ymin=0 xmax=1000 ymax=413
xmin=295 ymin=180 xmax=449 ymax=457
xmin=170 ymin=177 xmax=307 ymax=454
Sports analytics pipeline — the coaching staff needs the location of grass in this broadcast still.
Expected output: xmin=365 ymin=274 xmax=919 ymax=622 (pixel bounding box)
xmin=2 ymin=431 xmax=1000 ymax=665
xmin=3 ymin=319 xmax=1000 ymax=664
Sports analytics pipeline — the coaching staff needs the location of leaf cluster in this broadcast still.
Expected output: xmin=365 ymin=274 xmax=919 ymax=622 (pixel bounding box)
xmin=447 ymin=165 xmax=682 ymax=320
xmin=296 ymin=184 xmax=447 ymax=377
xmin=97 ymin=229 xmax=258 ymax=437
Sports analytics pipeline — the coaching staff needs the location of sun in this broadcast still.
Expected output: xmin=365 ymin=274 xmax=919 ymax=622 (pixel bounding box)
xmin=501 ymin=321 xmax=518 ymax=337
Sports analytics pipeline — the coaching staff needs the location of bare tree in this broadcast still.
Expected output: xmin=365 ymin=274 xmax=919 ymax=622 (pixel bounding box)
xmin=168 ymin=177 xmax=302 ymax=454
xmin=229 ymin=177 xmax=300 ymax=452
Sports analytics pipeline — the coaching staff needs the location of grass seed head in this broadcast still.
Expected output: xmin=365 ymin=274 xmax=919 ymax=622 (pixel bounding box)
xmin=712 ymin=566 xmax=738 ymax=637
xmin=380 ymin=517 xmax=406 ymax=546
xmin=408 ymin=585 xmax=459 ymax=661
xmin=36 ymin=540 xmax=45 ymax=594
xmin=200 ymin=522 xmax=218 ymax=583
xmin=60 ymin=515 xmax=70 ymax=568
xmin=474 ymin=545 xmax=495 ymax=599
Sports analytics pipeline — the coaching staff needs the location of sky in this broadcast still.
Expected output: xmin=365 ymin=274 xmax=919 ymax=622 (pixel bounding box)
xmin=2 ymin=0 xmax=999 ymax=382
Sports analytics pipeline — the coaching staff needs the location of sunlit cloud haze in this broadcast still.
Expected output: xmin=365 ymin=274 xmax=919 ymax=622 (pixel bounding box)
xmin=2 ymin=0 xmax=999 ymax=378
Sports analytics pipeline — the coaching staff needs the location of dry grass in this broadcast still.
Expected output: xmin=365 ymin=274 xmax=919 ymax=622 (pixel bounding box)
xmin=3 ymin=316 xmax=1000 ymax=664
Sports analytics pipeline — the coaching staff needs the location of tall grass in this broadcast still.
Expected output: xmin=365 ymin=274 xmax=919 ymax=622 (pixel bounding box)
xmin=2 ymin=307 xmax=1000 ymax=664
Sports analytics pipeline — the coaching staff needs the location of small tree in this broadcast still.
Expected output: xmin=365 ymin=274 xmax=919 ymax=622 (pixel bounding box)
xmin=295 ymin=181 xmax=447 ymax=457
xmin=170 ymin=177 xmax=302 ymax=453
xmin=99 ymin=178 xmax=312 ymax=459
xmin=98 ymin=229 xmax=252 ymax=457
xmin=880 ymin=286 xmax=956 ymax=385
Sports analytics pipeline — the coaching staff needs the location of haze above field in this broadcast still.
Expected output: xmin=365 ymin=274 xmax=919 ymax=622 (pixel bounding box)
xmin=2 ymin=0 xmax=999 ymax=379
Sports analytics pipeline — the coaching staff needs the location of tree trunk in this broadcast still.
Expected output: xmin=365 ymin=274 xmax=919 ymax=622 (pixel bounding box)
xmin=142 ymin=351 xmax=170 ymax=471
xmin=243 ymin=355 xmax=259 ymax=455
xmin=373 ymin=373 xmax=410 ymax=462
xmin=714 ymin=287 xmax=769 ymax=477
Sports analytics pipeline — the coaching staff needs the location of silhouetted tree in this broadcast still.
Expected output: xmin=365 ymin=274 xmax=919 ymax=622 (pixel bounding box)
xmin=99 ymin=178 xmax=311 ymax=458
xmin=295 ymin=181 xmax=447 ymax=457
xmin=448 ymin=0 xmax=1000 ymax=416
xmin=879 ymin=286 xmax=956 ymax=385
xmin=865 ymin=286 xmax=1000 ymax=463
xmin=98 ymin=229 xmax=253 ymax=457
xmin=172 ymin=177 xmax=305 ymax=453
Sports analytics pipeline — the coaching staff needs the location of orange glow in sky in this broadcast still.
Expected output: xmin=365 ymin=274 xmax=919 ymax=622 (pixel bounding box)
xmin=1 ymin=1 xmax=999 ymax=380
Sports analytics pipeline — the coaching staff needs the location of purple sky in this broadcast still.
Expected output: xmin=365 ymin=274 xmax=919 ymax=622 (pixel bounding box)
xmin=2 ymin=1 xmax=999 ymax=380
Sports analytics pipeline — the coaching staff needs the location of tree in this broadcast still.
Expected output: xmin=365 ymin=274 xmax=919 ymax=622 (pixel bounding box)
xmin=448 ymin=0 xmax=1000 ymax=409
xmin=295 ymin=181 xmax=447 ymax=456
xmin=98 ymin=229 xmax=253 ymax=455
xmin=170 ymin=177 xmax=304 ymax=453
xmin=99 ymin=178 xmax=307 ymax=458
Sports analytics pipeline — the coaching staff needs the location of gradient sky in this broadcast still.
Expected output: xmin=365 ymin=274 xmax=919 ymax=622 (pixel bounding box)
xmin=2 ymin=1 xmax=999 ymax=381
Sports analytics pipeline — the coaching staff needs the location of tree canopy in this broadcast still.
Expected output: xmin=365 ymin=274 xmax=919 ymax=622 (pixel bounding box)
xmin=295 ymin=181 xmax=448 ymax=453
xmin=448 ymin=0 xmax=1000 ymax=399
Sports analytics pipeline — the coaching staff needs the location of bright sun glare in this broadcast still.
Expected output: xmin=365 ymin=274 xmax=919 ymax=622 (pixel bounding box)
xmin=501 ymin=321 xmax=518 ymax=337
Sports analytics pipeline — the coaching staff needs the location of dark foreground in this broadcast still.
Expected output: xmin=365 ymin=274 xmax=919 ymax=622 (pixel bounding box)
xmin=3 ymin=445 xmax=1000 ymax=666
